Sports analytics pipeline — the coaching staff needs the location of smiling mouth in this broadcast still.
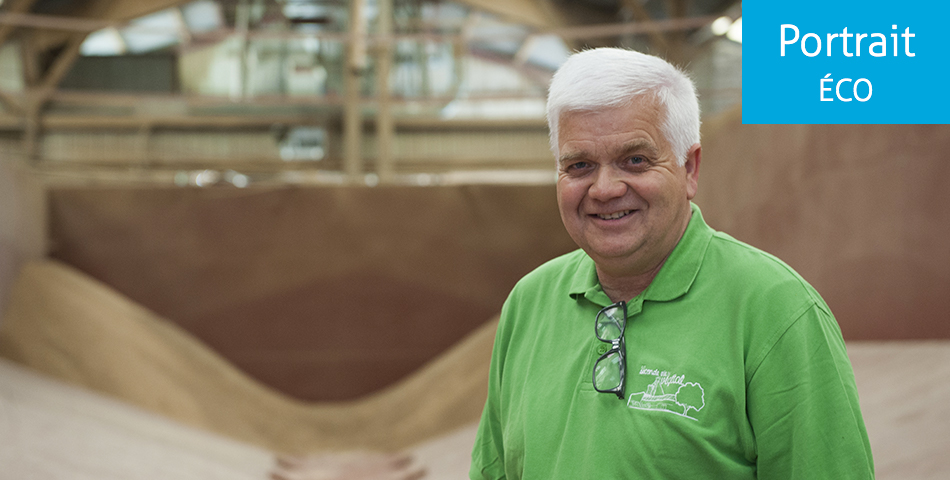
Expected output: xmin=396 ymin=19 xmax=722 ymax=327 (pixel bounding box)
xmin=596 ymin=210 xmax=634 ymax=220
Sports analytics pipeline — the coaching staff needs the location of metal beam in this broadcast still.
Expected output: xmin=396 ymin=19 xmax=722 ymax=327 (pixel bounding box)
xmin=0 ymin=112 xmax=547 ymax=131
xmin=0 ymin=112 xmax=324 ymax=129
xmin=30 ymin=89 xmax=544 ymax=109
xmin=375 ymin=0 xmax=395 ymax=181
xmin=20 ymin=32 xmax=86 ymax=160
xmin=665 ymin=0 xmax=689 ymax=63
xmin=95 ymin=0 xmax=191 ymax=24
xmin=0 ymin=89 xmax=23 ymax=114
xmin=22 ymin=93 xmax=39 ymax=159
xmin=19 ymin=33 xmax=39 ymax=86
xmin=550 ymin=14 xmax=718 ymax=42
xmin=0 ymin=0 xmax=39 ymax=49
xmin=15 ymin=0 xmax=191 ymax=53
xmin=234 ymin=0 xmax=250 ymax=99
xmin=1 ymin=10 xmax=717 ymax=46
xmin=0 ymin=11 xmax=111 ymax=32
xmin=343 ymin=0 xmax=367 ymax=180
xmin=456 ymin=0 xmax=558 ymax=28
xmin=36 ymin=33 xmax=86 ymax=98
xmin=17 ymin=0 xmax=121 ymax=161
xmin=619 ymin=0 xmax=670 ymax=55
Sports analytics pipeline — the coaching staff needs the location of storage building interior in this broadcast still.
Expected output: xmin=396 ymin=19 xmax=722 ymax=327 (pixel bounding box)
xmin=0 ymin=0 xmax=948 ymax=478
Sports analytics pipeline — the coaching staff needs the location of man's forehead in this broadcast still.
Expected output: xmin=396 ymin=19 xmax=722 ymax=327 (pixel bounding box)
xmin=557 ymin=103 xmax=667 ymax=160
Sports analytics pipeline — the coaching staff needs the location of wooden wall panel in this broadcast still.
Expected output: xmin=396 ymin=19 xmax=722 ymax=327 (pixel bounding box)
xmin=696 ymin=108 xmax=950 ymax=340
xmin=46 ymin=185 xmax=577 ymax=401
xmin=0 ymin=157 xmax=45 ymax=321
xmin=42 ymin=111 xmax=950 ymax=402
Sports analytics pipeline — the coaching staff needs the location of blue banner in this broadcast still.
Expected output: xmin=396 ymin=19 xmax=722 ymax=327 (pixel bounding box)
xmin=742 ymin=0 xmax=949 ymax=124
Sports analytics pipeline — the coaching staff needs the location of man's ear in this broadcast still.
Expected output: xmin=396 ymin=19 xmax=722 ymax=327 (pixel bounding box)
xmin=684 ymin=143 xmax=701 ymax=200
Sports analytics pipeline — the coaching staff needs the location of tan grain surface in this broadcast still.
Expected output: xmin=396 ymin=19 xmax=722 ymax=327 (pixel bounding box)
xmin=0 ymin=260 xmax=496 ymax=455
xmin=849 ymin=341 xmax=950 ymax=480
xmin=0 ymin=357 xmax=276 ymax=480
xmin=2 ymin=260 xmax=950 ymax=479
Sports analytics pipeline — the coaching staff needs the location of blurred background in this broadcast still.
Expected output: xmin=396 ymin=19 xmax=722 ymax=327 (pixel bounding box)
xmin=0 ymin=0 xmax=948 ymax=478
xmin=0 ymin=0 xmax=745 ymax=401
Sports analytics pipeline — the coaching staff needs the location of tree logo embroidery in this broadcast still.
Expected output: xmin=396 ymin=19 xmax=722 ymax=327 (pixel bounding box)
xmin=627 ymin=366 xmax=706 ymax=421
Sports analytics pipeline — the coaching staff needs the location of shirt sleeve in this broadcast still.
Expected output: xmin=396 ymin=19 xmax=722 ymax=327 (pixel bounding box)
xmin=469 ymin=296 xmax=513 ymax=480
xmin=470 ymin=393 xmax=506 ymax=480
xmin=747 ymin=302 xmax=875 ymax=479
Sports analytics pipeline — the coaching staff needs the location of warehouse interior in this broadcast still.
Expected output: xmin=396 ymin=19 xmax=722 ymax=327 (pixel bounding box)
xmin=0 ymin=0 xmax=948 ymax=478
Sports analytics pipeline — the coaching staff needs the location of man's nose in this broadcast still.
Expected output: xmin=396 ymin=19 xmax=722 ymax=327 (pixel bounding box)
xmin=588 ymin=166 xmax=627 ymax=200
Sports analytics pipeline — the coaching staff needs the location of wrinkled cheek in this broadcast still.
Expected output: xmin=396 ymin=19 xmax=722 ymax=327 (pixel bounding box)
xmin=556 ymin=195 xmax=585 ymax=226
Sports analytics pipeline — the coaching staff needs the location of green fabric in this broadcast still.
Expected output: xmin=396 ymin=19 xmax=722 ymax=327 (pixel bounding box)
xmin=470 ymin=204 xmax=874 ymax=480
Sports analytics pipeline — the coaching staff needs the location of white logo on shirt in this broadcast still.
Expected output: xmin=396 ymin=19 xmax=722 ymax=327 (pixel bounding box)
xmin=627 ymin=366 xmax=706 ymax=421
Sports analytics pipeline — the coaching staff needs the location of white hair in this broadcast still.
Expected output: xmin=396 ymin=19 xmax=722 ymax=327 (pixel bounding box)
xmin=546 ymin=48 xmax=701 ymax=166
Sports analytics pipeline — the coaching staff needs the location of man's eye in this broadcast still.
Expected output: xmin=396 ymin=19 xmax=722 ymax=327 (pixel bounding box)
xmin=627 ymin=156 xmax=646 ymax=165
xmin=567 ymin=161 xmax=590 ymax=171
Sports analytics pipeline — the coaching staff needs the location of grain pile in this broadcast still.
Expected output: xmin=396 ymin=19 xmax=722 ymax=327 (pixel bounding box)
xmin=0 ymin=260 xmax=496 ymax=454
xmin=0 ymin=357 xmax=276 ymax=480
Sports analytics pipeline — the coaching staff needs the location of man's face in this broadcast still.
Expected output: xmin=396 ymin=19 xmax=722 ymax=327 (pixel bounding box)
xmin=555 ymin=98 xmax=700 ymax=277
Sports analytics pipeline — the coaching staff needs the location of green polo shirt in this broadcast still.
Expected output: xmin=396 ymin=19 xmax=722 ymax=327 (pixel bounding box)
xmin=470 ymin=204 xmax=873 ymax=479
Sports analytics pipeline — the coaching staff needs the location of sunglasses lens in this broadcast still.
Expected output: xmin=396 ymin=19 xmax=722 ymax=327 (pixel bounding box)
xmin=594 ymin=350 xmax=623 ymax=391
xmin=595 ymin=305 xmax=624 ymax=341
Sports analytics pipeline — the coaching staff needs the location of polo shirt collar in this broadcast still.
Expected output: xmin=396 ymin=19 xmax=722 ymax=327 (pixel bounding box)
xmin=568 ymin=203 xmax=714 ymax=306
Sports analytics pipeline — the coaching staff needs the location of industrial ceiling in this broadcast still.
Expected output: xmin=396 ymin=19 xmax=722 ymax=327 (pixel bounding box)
xmin=0 ymin=0 xmax=742 ymax=185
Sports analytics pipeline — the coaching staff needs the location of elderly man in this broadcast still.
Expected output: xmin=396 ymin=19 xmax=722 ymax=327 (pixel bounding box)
xmin=470 ymin=48 xmax=874 ymax=479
